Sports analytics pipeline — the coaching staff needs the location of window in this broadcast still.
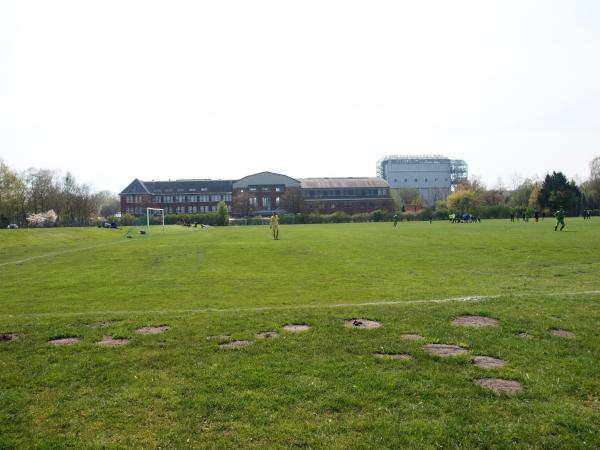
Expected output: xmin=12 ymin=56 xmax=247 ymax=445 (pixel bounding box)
xmin=393 ymin=178 xmax=397 ymax=183
xmin=223 ymin=194 xmax=232 ymax=202
xmin=262 ymin=187 xmax=269 ymax=192
xmin=134 ymin=207 xmax=142 ymax=215
xmin=126 ymin=208 xmax=135 ymax=215
xmin=163 ymin=195 xmax=173 ymax=203
xmin=189 ymin=188 xmax=196 ymax=192
xmin=249 ymin=197 xmax=257 ymax=207
xmin=199 ymin=206 xmax=209 ymax=213
xmin=201 ymin=187 xmax=208 ymax=192
xmin=176 ymin=195 xmax=186 ymax=203
xmin=250 ymin=187 xmax=257 ymax=192
xmin=165 ymin=207 xmax=173 ymax=214
xmin=176 ymin=206 xmax=185 ymax=214
xmin=199 ymin=195 xmax=209 ymax=202
xmin=275 ymin=187 xmax=282 ymax=192
xmin=404 ymin=178 xmax=408 ymax=183
xmin=211 ymin=205 xmax=217 ymax=212
xmin=154 ymin=196 xmax=161 ymax=203
xmin=414 ymin=178 xmax=418 ymax=182
xmin=188 ymin=206 xmax=197 ymax=213
xmin=211 ymin=195 xmax=221 ymax=202
xmin=276 ymin=196 xmax=280 ymax=207
xmin=262 ymin=197 xmax=271 ymax=209
xmin=126 ymin=195 xmax=134 ymax=203
xmin=188 ymin=195 xmax=198 ymax=202
xmin=424 ymin=178 xmax=428 ymax=182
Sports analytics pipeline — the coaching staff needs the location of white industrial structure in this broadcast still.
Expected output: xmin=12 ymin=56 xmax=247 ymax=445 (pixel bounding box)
xmin=376 ymin=155 xmax=468 ymax=205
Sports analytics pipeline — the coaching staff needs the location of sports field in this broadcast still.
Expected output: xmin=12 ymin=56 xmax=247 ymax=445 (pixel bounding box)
xmin=1 ymin=220 xmax=599 ymax=448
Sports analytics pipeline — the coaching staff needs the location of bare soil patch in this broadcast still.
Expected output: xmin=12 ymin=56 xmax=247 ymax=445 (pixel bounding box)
xmin=400 ymin=334 xmax=423 ymax=340
xmin=452 ymin=315 xmax=499 ymax=327
xmin=283 ymin=324 xmax=311 ymax=333
xmin=374 ymin=353 xmax=412 ymax=361
xmin=96 ymin=336 xmax=130 ymax=347
xmin=516 ymin=332 xmax=533 ymax=338
xmin=256 ymin=331 xmax=280 ymax=339
xmin=344 ymin=319 xmax=381 ymax=329
xmin=48 ymin=337 xmax=81 ymax=346
xmin=135 ymin=326 xmax=170 ymax=335
xmin=422 ymin=344 xmax=468 ymax=357
xmin=475 ymin=378 xmax=522 ymax=394
xmin=206 ymin=335 xmax=231 ymax=341
xmin=219 ymin=340 xmax=253 ymax=348
xmin=472 ymin=356 xmax=506 ymax=369
xmin=0 ymin=333 xmax=19 ymax=342
xmin=549 ymin=329 xmax=576 ymax=338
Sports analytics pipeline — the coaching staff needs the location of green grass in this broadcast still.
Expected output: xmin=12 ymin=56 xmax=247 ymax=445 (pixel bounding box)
xmin=1 ymin=220 xmax=599 ymax=448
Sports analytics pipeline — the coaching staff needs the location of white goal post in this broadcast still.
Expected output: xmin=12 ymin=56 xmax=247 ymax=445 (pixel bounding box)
xmin=146 ymin=208 xmax=165 ymax=234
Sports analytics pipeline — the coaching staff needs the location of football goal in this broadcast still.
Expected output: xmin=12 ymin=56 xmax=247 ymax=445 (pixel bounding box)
xmin=146 ymin=208 xmax=165 ymax=234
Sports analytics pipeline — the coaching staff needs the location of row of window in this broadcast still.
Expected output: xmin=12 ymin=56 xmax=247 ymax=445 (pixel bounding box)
xmin=239 ymin=186 xmax=284 ymax=193
xmin=248 ymin=196 xmax=280 ymax=209
xmin=125 ymin=205 xmax=219 ymax=215
xmin=305 ymin=189 xmax=388 ymax=198
xmin=126 ymin=194 xmax=232 ymax=204
xmin=392 ymin=178 xmax=448 ymax=184
xmin=154 ymin=194 xmax=232 ymax=203
xmin=153 ymin=187 xmax=211 ymax=193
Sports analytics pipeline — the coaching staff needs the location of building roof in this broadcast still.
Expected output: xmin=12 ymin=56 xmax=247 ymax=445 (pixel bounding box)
xmin=298 ymin=177 xmax=390 ymax=189
xmin=120 ymin=178 xmax=234 ymax=195
xmin=233 ymin=171 xmax=301 ymax=189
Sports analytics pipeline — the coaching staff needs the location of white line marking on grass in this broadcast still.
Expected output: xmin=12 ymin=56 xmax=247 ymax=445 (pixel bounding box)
xmin=3 ymin=290 xmax=600 ymax=319
xmin=0 ymin=240 xmax=127 ymax=268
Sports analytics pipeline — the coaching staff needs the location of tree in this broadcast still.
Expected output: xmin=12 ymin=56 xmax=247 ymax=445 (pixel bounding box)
xmin=479 ymin=189 xmax=506 ymax=207
xmin=447 ymin=190 xmax=479 ymax=213
xmin=0 ymin=159 xmax=26 ymax=225
xmin=508 ymin=179 xmax=538 ymax=209
xmin=582 ymin=156 xmax=600 ymax=209
xmin=392 ymin=188 xmax=423 ymax=210
xmin=537 ymin=171 xmax=581 ymax=214
xmin=216 ymin=201 xmax=229 ymax=226
xmin=280 ymin=188 xmax=304 ymax=213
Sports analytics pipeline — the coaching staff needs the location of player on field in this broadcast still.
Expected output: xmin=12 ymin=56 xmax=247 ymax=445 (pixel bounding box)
xmin=270 ymin=212 xmax=280 ymax=240
xmin=393 ymin=213 xmax=400 ymax=227
xmin=554 ymin=206 xmax=566 ymax=231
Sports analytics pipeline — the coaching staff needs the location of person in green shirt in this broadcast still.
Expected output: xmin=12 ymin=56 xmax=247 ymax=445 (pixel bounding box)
xmin=393 ymin=214 xmax=400 ymax=227
xmin=270 ymin=212 xmax=279 ymax=240
xmin=554 ymin=207 xmax=566 ymax=231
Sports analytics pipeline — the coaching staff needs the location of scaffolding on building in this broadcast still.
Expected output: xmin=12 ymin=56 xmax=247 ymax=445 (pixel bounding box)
xmin=376 ymin=155 xmax=468 ymax=185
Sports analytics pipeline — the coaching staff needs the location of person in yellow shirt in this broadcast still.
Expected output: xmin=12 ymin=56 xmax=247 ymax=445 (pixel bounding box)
xmin=270 ymin=212 xmax=279 ymax=240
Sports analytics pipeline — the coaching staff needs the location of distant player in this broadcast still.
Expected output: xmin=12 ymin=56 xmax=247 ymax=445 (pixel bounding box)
xmin=393 ymin=213 xmax=400 ymax=227
xmin=270 ymin=212 xmax=279 ymax=240
xmin=554 ymin=206 xmax=566 ymax=231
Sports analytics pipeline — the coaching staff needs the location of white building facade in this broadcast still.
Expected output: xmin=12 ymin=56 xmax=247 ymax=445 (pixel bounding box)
xmin=376 ymin=155 xmax=468 ymax=205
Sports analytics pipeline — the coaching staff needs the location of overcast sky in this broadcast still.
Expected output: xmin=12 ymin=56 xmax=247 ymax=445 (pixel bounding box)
xmin=1 ymin=0 xmax=599 ymax=194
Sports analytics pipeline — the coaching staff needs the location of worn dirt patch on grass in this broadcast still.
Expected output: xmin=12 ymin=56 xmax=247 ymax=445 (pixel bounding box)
xmin=0 ymin=333 xmax=20 ymax=342
xmin=219 ymin=340 xmax=253 ymax=348
xmin=422 ymin=344 xmax=468 ymax=357
xmin=516 ymin=332 xmax=533 ymax=338
xmin=96 ymin=336 xmax=129 ymax=346
xmin=135 ymin=326 xmax=170 ymax=335
xmin=400 ymin=334 xmax=423 ymax=340
xmin=344 ymin=319 xmax=381 ymax=329
xmin=374 ymin=353 xmax=412 ymax=361
xmin=48 ymin=337 xmax=81 ymax=346
xmin=452 ymin=316 xmax=499 ymax=327
xmin=472 ymin=356 xmax=506 ymax=369
xmin=256 ymin=331 xmax=280 ymax=339
xmin=475 ymin=378 xmax=522 ymax=394
xmin=283 ymin=324 xmax=311 ymax=333
xmin=549 ymin=329 xmax=576 ymax=338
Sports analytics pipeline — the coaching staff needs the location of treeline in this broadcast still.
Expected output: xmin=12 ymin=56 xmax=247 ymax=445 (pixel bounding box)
xmin=437 ymin=158 xmax=600 ymax=218
xmin=0 ymin=159 xmax=120 ymax=227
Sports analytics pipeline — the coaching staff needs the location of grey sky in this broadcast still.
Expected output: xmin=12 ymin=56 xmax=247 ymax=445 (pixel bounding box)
xmin=1 ymin=0 xmax=599 ymax=194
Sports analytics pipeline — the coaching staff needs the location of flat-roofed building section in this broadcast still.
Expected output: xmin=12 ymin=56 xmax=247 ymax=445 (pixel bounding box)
xmin=120 ymin=178 xmax=234 ymax=215
xmin=232 ymin=171 xmax=301 ymax=216
xmin=299 ymin=177 xmax=393 ymax=214
xmin=376 ymin=155 xmax=468 ymax=205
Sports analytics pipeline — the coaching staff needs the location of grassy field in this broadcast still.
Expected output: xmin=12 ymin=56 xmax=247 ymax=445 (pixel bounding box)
xmin=1 ymin=219 xmax=599 ymax=448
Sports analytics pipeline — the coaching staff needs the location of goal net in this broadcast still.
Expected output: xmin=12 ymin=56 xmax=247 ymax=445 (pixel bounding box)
xmin=146 ymin=208 xmax=165 ymax=234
